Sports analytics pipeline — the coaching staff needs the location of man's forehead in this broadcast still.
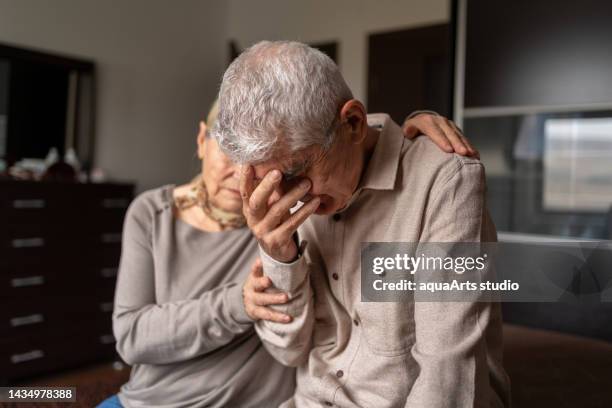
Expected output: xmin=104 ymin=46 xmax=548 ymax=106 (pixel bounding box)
xmin=251 ymin=158 xmax=302 ymax=179
xmin=250 ymin=147 xmax=318 ymax=179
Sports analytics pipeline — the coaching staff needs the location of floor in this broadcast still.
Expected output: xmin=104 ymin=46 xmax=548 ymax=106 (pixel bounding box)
xmin=4 ymin=324 xmax=612 ymax=407
xmin=503 ymin=324 xmax=612 ymax=408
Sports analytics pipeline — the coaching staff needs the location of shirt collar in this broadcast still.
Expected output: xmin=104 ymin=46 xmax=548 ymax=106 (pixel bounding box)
xmin=358 ymin=113 xmax=404 ymax=191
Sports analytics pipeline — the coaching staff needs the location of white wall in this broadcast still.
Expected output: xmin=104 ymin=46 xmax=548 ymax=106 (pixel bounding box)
xmin=227 ymin=0 xmax=449 ymax=103
xmin=0 ymin=0 xmax=229 ymax=192
xmin=0 ymin=0 xmax=449 ymax=191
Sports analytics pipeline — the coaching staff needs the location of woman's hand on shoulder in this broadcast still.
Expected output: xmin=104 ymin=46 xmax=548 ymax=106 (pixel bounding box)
xmin=402 ymin=112 xmax=479 ymax=158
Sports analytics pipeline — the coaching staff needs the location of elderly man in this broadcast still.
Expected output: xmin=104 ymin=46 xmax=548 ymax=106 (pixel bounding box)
xmin=212 ymin=41 xmax=510 ymax=407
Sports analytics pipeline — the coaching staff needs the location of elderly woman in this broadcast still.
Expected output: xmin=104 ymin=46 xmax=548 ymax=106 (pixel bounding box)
xmin=95 ymin=99 xmax=475 ymax=408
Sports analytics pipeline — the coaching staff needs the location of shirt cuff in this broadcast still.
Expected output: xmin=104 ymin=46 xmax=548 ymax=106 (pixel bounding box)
xmin=225 ymin=282 xmax=253 ymax=325
xmin=259 ymin=245 xmax=308 ymax=294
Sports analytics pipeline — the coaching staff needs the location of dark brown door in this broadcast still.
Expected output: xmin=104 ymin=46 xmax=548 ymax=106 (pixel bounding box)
xmin=368 ymin=24 xmax=452 ymax=124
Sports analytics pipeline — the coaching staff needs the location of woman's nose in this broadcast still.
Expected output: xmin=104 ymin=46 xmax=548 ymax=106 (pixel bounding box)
xmin=230 ymin=165 xmax=243 ymax=181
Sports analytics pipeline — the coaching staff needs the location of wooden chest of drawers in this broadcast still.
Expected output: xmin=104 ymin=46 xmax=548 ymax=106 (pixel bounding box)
xmin=0 ymin=180 xmax=134 ymax=384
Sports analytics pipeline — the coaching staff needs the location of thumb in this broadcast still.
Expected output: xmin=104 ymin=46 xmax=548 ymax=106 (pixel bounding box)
xmin=402 ymin=123 xmax=419 ymax=139
xmin=250 ymin=258 xmax=263 ymax=277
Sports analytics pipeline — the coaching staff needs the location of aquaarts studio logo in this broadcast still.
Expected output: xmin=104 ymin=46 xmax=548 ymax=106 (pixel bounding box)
xmin=360 ymin=241 xmax=612 ymax=303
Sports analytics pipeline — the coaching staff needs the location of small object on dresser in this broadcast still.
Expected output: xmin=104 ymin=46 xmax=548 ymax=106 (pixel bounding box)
xmin=64 ymin=147 xmax=81 ymax=172
xmin=41 ymin=160 xmax=77 ymax=182
xmin=44 ymin=147 xmax=60 ymax=167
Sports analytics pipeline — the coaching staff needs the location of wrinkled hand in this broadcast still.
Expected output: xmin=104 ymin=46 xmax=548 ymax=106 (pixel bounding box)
xmin=240 ymin=165 xmax=320 ymax=263
xmin=242 ymin=258 xmax=292 ymax=323
xmin=402 ymin=113 xmax=479 ymax=158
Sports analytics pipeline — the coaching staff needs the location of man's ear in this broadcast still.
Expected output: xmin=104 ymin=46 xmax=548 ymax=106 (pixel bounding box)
xmin=339 ymin=99 xmax=367 ymax=144
xmin=197 ymin=121 xmax=207 ymax=159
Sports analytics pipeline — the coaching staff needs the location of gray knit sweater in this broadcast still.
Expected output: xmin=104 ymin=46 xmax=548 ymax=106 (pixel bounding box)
xmin=113 ymin=185 xmax=295 ymax=408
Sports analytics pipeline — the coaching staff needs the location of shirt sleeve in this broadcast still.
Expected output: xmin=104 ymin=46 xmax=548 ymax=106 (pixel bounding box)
xmin=405 ymin=160 xmax=501 ymax=407
xmin=254 ymin=246 xmax=314 ymax=367
xmin=112 ymin=196 xmax=253 ymax=365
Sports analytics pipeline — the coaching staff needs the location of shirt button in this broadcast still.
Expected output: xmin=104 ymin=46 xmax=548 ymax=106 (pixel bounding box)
xmin=336 ymin=370 xmax=344 ymax=378
xmin=332 ymin=213 xmax=341 ymax=222
xmin=353 ymin=319 xmax=359 ymax=326
xmin=332 ymin=273 xmax=339 ymax=280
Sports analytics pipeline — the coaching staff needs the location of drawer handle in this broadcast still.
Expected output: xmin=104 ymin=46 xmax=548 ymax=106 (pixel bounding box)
xmin=99 ymin=302 xmax=113 ymax=312
xmin=11 ymin=237 xmax=45 ymax=248
xmin=11 ymin=276 xmax=45 ymax=287
xmin=11 ymin=349 xmax=45 ymax=364
xmin=12 ymin=199 xmax=46 ymax=209
xmin=102 ymin=198 xmax=129 ymax=209
xmin=100 ymin=268 xmax=118 ymax=278
xmin=10 ymin=313 xmax=44 ymax=327
xmin=99 ymin=334 xmax=115 ymax=344
xmin=101 ymin=233 xmax=121 ymax=244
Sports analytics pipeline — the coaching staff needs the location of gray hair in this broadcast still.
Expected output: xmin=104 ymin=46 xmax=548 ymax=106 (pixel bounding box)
xmin=211 ymin=40 xmax=353 ymax=163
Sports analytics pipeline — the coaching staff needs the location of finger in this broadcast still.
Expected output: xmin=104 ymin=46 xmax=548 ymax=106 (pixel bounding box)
xmin=450 ymin=123 xmax=479 ymax=158
xmin=418 ymin=117 xmax=453 ymax=152
xmin=252 ymin=291 xmax=289 ymax=306
xmin=240 ymin=165 xmax=256 ymax=210
xmin=267 ymin=189 xmax=282 ymax=207
xmin=258 ymin=178 xmax=312 ymax=231
xmin=248 ymin=169 xmax=282 ymax=220
xmin=438 ymin=119 xmax=468 ymax=155
xmin=269 ymin=196 xmax=320 ymax=244
xmin=447 ymin=120 xmax=473 ymax=151
xmin=249 ymin=259 xmax=273 ymax=291
xmin=448 ymin=120 xmax=464 ymax=137
xmin=252 ymin=275 xmax=273 ymax=292
xmin=250 ymin=258 xmax=263 ymax=277
xmin=459 ymin=134 xmax=479 ymax=158
xmin=251 ymin=306 xmax=292 ymax=323
xmin=401 ymin=121 xmax=419 ymax=139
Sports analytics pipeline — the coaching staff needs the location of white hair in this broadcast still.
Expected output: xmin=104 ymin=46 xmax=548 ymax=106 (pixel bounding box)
xmin=211 ymin=40 xmax=353 ymax=163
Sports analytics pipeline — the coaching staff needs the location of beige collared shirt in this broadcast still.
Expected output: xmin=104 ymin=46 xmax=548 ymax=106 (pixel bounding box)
xmin=256 ymin=114 xmax=511 ymax=408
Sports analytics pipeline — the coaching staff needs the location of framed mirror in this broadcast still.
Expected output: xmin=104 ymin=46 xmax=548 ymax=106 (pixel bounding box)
xmin=0 ymin=42 xmax=95 ymax=171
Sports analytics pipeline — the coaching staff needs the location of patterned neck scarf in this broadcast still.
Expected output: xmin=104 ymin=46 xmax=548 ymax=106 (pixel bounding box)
xmin=174 ymin=176 xmax=246 ymax=230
